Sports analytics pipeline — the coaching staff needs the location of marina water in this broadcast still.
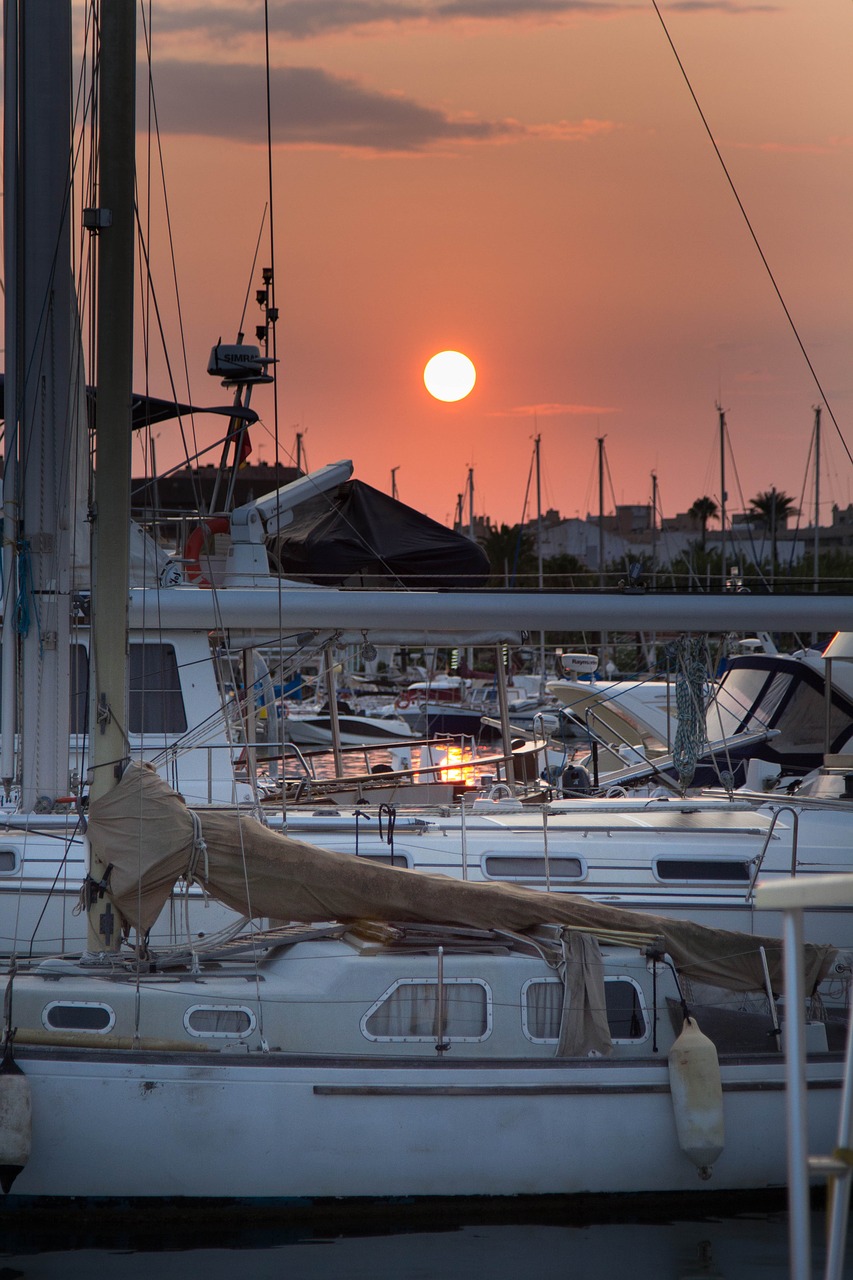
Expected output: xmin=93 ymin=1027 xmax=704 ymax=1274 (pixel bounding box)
xmin=3 ymin=1203 xmax=852 ymax=1278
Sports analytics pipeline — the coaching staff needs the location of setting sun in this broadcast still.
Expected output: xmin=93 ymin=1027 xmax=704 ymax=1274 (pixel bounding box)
xmin=423 ymin=350 xmax=476 ymax=403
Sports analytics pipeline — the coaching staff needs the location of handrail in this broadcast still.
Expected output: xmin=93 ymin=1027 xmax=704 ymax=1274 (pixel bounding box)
xmin=435 ymin=946 xmax=449 ymax=1054
xmin=746 ymin=805 xmax=800 ymax=902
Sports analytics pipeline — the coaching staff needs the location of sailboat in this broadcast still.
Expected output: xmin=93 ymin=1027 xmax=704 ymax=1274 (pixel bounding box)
xmin=2 ymin=2 xmax=853 ymax=1209
xmin=0 ymin=2 xmax=849 ymax=969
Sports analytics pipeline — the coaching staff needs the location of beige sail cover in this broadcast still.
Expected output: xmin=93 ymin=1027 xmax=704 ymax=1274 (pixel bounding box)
xmin=90 ymin=763 xmax=836 ymax=994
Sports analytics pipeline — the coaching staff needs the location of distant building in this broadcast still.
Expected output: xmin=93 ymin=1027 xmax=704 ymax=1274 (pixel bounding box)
xmin=131 ymin=461 xmax=300 ymax=517
xmin=518 ymin=499 xmax=853 ymax=574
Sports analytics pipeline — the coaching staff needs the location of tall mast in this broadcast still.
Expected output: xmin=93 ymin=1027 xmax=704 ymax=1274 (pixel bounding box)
xmin=86 ymin=0 xmax=136 ymax=952
xmin=534 ymin=433 xmax=545 ymax=690
xmin=1 ymin=0 xmax=20 ymax=796
xmin=650 ymin=470 xmax=658 ymax=591
xmin=813 ymin=405 xmax=821 ymax=594
xmin=597 ymin=435 xmax=606 ymax=668
xmin=717 ymin=404 xmax=727 ymax=588
xmin=5 ymin=1 xmax=75 ymax=809
xmin=597 ymin=436 xmax=605 ymax=589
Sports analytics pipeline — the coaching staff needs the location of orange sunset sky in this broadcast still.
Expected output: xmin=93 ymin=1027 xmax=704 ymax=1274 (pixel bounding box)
xmin=128 ymin=0 xmax=853 ymax=533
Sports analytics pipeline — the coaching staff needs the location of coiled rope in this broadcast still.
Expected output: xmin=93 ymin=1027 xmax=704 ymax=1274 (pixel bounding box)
xmin=672 ymin=636 xmax=709 ymax=790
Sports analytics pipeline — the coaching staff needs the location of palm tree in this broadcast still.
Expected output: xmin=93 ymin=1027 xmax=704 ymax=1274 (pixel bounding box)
xmin=748 ymin=488 xmax=799 ymax=568
xmin=687 ymin=496 xmax=719 ymax=551
xmin=482 ymin=523 xmax=537 ymax=586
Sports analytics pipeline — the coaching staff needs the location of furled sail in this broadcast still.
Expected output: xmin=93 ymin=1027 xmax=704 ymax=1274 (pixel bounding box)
xmin=89 ymin=763 xmax=836 ymax=996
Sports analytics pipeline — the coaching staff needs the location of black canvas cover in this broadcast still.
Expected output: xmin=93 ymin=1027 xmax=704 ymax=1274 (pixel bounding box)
xmin=273 ymin=480 xmax=490 ymax=588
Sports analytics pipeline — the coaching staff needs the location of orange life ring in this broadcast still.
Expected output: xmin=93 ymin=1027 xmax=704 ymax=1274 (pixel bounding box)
xmin=183 ymin=516 xmax=231 ymax=587
xmin=394 ymin=692 xmax=413 ymax=710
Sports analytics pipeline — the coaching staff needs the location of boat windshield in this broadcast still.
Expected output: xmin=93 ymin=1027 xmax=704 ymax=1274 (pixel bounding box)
xmin=708 ymin=667 xmax=773 ymax=739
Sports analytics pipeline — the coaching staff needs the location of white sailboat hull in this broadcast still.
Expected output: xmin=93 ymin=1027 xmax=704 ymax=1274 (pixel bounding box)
xmin=9 ymin=1046 xmax=842 ymax=1199
xmin=284 ymin=712 xmax=412 ymax=748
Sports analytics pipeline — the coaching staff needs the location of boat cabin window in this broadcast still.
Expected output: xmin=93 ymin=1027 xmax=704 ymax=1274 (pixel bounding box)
xmin=482 ymin=854 xmax=584 ymax=882
xmin=184 ymin=1005 xmax=256 ymax=1038
xmin=711 ymin=661 xmax=853 ymax=757
xmin=748 ymin=673 xmax=790 ymax=727
xmin=64 ymin=644 xmax=188 ymax=734
xmin=0 ymin=849 xmax=18 ymax=873
xmin=128 ymin=643 xmax=187 ymax=734
xmin=604 ymin=978 xmax=648 ymax=1040
xmin=772 ymin=678 xmax=853 ymax=754
xmin=654 ymin=859 xmax=751 ymax=883
xmin=356 ymin=852 xmax=413 ymax=870
xmin=42 ymin=1001 xmax=115 ymax=1033
xmin=361 ymin=978 xmax=491 ymax=1042
xmin=710 ymin=668 xmax=772 ymax=739
xmin=522 ymin=977 xmax=648 ymax=1044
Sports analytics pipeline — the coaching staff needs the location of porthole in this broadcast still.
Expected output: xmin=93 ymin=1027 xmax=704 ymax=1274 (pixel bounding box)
xmin=42 ymin=1001 xmax=115 ymax=1033
xmin=0 ymin=849 xmax=18 ymax=874
xmin=482 ymin=854 xmax=584 ymax=881
xmin=355 ymin=852 xmax=412 ymax=869
xmin=654 ymin=858 xmax=750 ymax=884
xmin=184 ymin=1004 xmax=256 ymax=1038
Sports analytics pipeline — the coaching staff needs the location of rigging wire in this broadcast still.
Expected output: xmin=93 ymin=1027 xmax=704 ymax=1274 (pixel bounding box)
xmin=137 ymin=3 xmax=206 ymax=516
xmin=652 ymin=2 xmax=853 ymax=470
xmin=239 ymin=209 xmax=268 ymax=341
xmin=786 ymin=428 xmax=815 ymax=576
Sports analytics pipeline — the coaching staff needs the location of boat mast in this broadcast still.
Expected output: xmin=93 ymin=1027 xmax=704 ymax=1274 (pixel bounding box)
xmin=811 ymin=404 xmax=822 ymax=646
xmin=717 ymin=404 xmax=727 ymax=588
xmin=86 ymin=0 xmax=136 ymax=952
xmin=535 ymin=433 xmax=545 ymax=692
xmin=813 ymin=404 xmax=821 ymax=593
xmin=3 ymin=1 xmax=75 ymax=810
xmin=650 ymin=471 xmax=657 ymax=590
xmin=597 ymin=436 xmax=607 ymax=668
xmin=0 ymin=0 xmax=20 ymax=797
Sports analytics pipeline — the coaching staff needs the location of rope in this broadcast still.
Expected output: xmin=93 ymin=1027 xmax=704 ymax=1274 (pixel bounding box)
xmin=671 ymin=637 xmax=708 ymax=790
xmin=14 ymin=540 xmax=32 ymax=637
xmin=378 ymin=803 xmax=397 ymax=865
xmin=185 ymin=808 xmax=210 ymax=884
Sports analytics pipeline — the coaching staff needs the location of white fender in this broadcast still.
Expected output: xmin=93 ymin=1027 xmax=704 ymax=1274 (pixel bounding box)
xmin=668 ymin=1017 xmax=724 ymax=1179
xmin=0 ymin=1044 xmax=32 ymax=1193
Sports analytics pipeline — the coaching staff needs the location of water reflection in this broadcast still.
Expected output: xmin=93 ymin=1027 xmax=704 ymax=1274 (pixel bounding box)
xmin=2 ymin=1212 xmax=850 ymax=1279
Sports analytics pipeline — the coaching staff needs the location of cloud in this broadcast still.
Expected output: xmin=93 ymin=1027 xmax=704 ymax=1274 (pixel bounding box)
xmin=731 ymin=138 xmax=852 ymax=157
xmin=661 ymin=2 xmax=779 ymax=12
xmin=148 ymin=0 xmax=778 ymax=46
xmin=528 ymin=119 xmax=621 ymax=142
xmin=491 ymin=402 xmax=619 ymax=417
xmin=148 ymin=2 xmax=633 ymax=45
xmin=149 ymin=60 xmax=604 ymax=152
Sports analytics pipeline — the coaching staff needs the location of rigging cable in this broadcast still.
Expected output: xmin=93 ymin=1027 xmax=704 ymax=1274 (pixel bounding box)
xmin=652 ymin=2 xmax=853 ymax=471
xmin=136 ymin=4 xmax=206 ymax=517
